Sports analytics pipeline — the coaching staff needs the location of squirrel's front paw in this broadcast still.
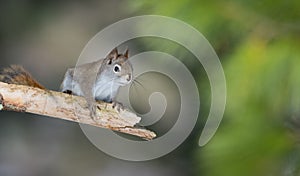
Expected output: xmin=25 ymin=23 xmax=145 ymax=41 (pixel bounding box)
xmin=112 ymin=101 xmax=124 ymax=112
xmin=89 ymin=103 xmax=101 ymax=120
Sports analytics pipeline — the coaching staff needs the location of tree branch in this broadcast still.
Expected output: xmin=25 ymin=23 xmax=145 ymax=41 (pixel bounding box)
xmin=0 ymin=82 xmax=156 ymax=140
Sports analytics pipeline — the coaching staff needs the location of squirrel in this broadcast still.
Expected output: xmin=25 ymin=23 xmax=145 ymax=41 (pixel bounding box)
xmin=0 ymin=47 xmax=133 ymax=120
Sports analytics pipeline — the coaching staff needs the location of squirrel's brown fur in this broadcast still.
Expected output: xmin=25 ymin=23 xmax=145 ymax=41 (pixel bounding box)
xmin=0 ymin=65 xmax=45 ymax=89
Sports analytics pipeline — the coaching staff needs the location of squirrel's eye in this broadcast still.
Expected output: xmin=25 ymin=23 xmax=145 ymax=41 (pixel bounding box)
xmin=113 ymin=64 xmax=121 ymax=73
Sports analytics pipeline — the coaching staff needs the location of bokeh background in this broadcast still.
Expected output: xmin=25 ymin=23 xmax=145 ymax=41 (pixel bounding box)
xmin=0 ymin=0 xmax=300 ymax=176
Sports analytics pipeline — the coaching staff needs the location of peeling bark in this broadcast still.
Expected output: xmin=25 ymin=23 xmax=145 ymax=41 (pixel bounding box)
xmin=0 ymin=82 xmax=156 ymax=140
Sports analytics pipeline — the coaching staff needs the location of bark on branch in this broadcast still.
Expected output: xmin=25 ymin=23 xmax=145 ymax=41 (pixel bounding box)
xmin=0 ymin=82 xmax=156 ymax=140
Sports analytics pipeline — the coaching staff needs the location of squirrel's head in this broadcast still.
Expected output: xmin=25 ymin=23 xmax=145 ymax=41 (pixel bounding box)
xmin=102 ymin=47 xmax=133 ymax=85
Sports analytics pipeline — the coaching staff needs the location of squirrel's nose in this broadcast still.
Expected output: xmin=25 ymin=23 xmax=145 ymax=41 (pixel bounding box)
xmin=126 ymin=74 xmax=131 ymax=82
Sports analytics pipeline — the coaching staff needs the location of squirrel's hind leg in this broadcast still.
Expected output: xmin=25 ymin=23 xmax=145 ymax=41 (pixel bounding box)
xmin=60 ymin=69 xmax=74 ymax=93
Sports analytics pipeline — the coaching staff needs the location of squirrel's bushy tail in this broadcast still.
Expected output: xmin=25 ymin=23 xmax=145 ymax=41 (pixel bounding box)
xmin=0 ymin=65 xmax=45 ymax=89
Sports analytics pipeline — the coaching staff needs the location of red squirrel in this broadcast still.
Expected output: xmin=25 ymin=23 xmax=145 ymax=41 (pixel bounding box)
xmin=0 ymin=48 xmax=133 ymax=119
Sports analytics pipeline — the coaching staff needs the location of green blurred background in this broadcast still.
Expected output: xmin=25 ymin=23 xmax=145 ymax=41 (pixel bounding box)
xmin=0 ymin=0 xmax=300 ymax=176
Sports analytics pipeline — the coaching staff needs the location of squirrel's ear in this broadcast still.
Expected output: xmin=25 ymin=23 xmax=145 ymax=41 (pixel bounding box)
xmin=106 ymin=58 xmax=112 ymax=65
xmin=106 ymin=47 xmax=118 ymax=59
xmin=124 ymin=49 xmax=129 ymax=58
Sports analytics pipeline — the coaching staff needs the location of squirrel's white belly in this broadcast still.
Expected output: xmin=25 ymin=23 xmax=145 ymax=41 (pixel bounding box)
xmin=94 ymin=81 xmax=120 ymax=102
